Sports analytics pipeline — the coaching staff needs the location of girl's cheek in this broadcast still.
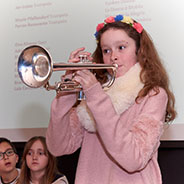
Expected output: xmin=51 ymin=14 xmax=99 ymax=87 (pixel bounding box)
xmin=103 ymin=56 xmax=110 ymax=64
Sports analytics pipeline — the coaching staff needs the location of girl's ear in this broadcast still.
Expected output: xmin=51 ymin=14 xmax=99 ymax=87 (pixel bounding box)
xmin=15 ymin=154 xmax=19 ymax=163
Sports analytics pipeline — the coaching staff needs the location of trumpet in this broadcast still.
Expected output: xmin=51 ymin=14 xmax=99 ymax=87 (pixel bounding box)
xmin=17 ymin=45 xmax=117 ymax=95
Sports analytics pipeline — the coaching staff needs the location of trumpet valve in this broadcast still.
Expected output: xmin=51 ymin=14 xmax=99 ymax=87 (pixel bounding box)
xmin=79 ymin=54 xmax=91 ymax=63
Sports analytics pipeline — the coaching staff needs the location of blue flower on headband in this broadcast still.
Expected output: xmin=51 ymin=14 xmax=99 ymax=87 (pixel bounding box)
xmin=114 ymin=14 xmax=123 ymax=21
xmin=94 ymin=31 xmax=98 ymax=38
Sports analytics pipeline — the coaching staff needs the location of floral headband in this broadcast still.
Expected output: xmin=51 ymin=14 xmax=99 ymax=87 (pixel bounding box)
xmin=94 ymin=14 xmax=143 ymax=39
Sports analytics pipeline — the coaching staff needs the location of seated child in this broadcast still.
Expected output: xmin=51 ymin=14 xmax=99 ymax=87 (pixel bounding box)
xmin=0 ymin=137 xmax=20 ymax=184
xmin=17 ymin=136 xmax=68 ymax=184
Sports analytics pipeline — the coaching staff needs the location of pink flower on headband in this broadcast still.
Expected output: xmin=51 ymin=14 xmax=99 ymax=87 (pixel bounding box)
xmin=96 ymin=23 xmax=105 ymax=32
xmin=133 ymin=22 xmax=143 ymax=33
xmin=105 ymin=16 xmax=115 ymax=23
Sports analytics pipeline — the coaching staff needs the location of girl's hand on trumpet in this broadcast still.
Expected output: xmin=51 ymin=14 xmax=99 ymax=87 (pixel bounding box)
xmin=73 ymin=69 xmax=98 ymax=91
xmin=62 ymin=47 xmax=93 ymax=82
xmin=66 ymin=47 xmax=97 ymax=90
xmin=68 ymin=47 xmax=93 ymax=63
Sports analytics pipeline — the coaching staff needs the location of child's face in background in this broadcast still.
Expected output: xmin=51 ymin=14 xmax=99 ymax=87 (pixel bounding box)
xmin=100 ymin=28 xmax=137 ymax=78
xmin=0 ymin=142 xmax=18 ymax=174
xmin=26 ymin=140 xmax=48 ymax=176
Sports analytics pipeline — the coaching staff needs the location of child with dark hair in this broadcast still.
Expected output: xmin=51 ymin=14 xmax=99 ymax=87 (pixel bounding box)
xmin=0 ymin=137 xmax=20 ymax=184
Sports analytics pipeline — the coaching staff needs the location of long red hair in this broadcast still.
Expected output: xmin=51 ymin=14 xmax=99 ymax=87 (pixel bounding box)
xmin=93 ymin=21 xmax=176 ymax=122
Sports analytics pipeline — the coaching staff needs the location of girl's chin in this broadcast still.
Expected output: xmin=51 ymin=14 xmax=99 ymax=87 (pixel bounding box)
xmin=116 ymin=74 xmax=123 ymax=78
xmin=116 ymin=66 xmax=132 ymax=78
xmin=108 ymin=68 xmax=126 ymax=78
xmin=116 ymin=71 xmax=126 ymax=78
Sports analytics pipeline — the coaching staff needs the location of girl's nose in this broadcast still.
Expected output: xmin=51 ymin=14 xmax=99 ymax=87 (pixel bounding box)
xmin=32 ymin=153 xmax=38 ymax=160
xmin=110 ymin=52 xmax=118 ymax=62
xmin=3 ymin=154 xmax=9 ymax=160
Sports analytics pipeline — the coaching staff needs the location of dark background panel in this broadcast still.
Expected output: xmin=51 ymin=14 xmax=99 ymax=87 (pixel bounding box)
xmin=14 ymin=141 xmax=184 ymax=184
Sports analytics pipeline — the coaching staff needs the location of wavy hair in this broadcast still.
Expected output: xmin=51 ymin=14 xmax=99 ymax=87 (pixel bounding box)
xmin=93 ymin=21 xmax=176 ymax=122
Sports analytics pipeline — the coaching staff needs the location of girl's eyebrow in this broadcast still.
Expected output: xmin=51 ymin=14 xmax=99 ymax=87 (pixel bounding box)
xmin=5 ymin=148 xmax=13 ymax=151
xmin=115 ymin=40 xmax=128 ymax=45
xmin=29 ymin=148 xmax=44 ymax=151
xmin=101 ymin=40 xmax=128 ymax=48
xmin=37 ymin=148 xmax=44 ymax=151
xmin=0 ymin=148 xmax=13 ymax=153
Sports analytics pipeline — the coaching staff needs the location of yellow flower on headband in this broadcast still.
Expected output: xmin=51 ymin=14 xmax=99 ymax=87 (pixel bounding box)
xmin=121 ymin=16 xmax=133 ymax=24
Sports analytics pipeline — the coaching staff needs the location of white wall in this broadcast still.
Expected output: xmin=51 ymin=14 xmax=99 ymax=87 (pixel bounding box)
xmin=0 ymin=0 xmax=184 ymax=141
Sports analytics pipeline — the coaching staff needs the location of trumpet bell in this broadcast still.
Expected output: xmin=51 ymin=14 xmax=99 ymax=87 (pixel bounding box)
xmin=17 ymin=45 xmax=52 ymax=88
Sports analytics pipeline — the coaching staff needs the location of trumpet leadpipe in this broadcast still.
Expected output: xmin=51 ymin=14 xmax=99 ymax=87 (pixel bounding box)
xmin=52 ymin=62 xmax=117 ymax=71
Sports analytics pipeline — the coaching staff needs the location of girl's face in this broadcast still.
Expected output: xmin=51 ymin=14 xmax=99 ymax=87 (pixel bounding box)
xmin=100 ymin=28 xmax=137 ymax=78
xmin=26 ymin=140 xmax=48 ymax=175
xmin=0 ymin=142 xmax=18 ymax=174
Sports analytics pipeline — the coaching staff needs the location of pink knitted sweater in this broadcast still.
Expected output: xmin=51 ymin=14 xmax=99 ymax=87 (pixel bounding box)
xmin=46 ymin=64 xmax=167 ymax=184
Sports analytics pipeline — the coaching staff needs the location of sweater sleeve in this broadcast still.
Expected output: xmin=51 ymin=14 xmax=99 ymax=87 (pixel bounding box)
xmin=84 ymin=83 xmax=167 ymax=172
xmin=46 ymin=93 xmax=84 ymax=156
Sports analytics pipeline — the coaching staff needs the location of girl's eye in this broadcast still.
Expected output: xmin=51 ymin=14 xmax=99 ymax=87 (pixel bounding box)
xmin=27 ymin=151 xmax=33 ymax=156
xmin=119 ymin=46 xmax=125 ymax=50
xmin=38 ymin=151 xmax=45 ymax=155
xmin=6 ymin=149 xmax=14 ymax=155
xmin=102 ymin=49 xmax=110 ymax=54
